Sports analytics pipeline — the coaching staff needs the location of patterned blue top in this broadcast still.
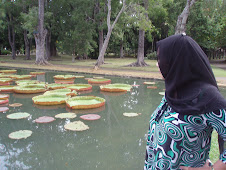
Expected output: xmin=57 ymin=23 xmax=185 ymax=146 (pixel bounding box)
xmin=144 ymin=97 xmax=226 ymax=170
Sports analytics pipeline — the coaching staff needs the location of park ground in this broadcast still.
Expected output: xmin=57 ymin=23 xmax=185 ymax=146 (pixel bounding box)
xmin=0 ymin=55 xmax=226 ymax=84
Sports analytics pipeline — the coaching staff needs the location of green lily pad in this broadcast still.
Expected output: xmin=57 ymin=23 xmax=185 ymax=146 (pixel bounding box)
xmin=74 ymin=76 xmax=85 ymax=78
xmin=8 ymin=130 xmax=32 ymax=140
xmin=0 ymin=78 xmax=13 ymax=83
xmin=88 ymin=78 xmax=111 ymax=84
xmin=0 ymin=74 xmax=13 ymax=78
xmin=44 ymin=88 xmax=77 ymax=96
xmin=10 ymin=75 xmax=32 ymax=80
xmin=54 ymin=75 xmax=75 ymax=80
xmin=64 ymin=121 xmax=89 ymax=131
xmin=100 ymin=83 xmax=132 ymax=92
xmin=0 ymin=85 xmax=14 ymax=92
xmin=66 ymin=96 xmax=105 ymax=109
xmin=7 ymin=112 xmax=30 ymax=119
xmin=123 ymin=112 xmax=141 ymax=117
xmin=30 ymin=71 xmax=45 ymax=75
xmin=13 ymin=84 xmax=46 ymax=94
xmin=55 ymin=113 xmax=77 ymax=119
xmin=0 ymin=70 xmax=17 ymax=74
xmin=47 ymin=83 xmax=67 ymax=90
xmin=143 ymin=82 xmax=156 ymax=85
xmin=66 ymin=84 xmax=92 ymax=91
xmin=15 ymin=80 xmax=41 ymax=85
xmin=159 ymin=92 xmax=165 ymax=96
xmin=32 ymin=94 xmax=70 ymax=105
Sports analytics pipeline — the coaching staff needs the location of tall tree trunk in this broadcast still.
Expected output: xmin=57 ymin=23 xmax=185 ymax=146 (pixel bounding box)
xmin=120 ymin=40 xmax=124 ymax=58
xmin=175 ymin=0 xmax=197 ymax=34
xmin=95 ymin=0 xmax=126 ymax=69
xmin=99 ymin=29 xmax=104 ymax=55
xmin=127 ymin=0 xmax=148 ymax=67
xmin=50 ymin=41 xmax=57 ymax=57
xmin=34 ymin=0 xmax=48 ymax=65
xmin=45 ymin=30 xmax=51 ymax=60
xmin=24 ymin=30 xmax=31 ymax=60
xmin=7 ymin=16 xmax=16 ymax=60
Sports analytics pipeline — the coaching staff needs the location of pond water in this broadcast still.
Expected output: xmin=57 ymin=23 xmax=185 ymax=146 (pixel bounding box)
xmin=0 ymin=69 xmax=226 ymax=170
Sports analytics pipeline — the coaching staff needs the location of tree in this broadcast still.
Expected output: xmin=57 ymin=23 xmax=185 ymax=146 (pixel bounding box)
xmin=34 ymin=0 xmax=48 ymax=65
xmin=175 ymin=0 xmax=198 ymax=34
xmin=94 ymin=0 xmax=126 ymax=69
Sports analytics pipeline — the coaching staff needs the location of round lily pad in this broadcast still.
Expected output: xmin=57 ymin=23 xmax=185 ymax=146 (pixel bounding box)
xmin=30 ymin=71 xmax=45 ymax=75
xmin=7 ymin=112 xmax=30 ymax=119
xmin=100 ymin=83 xmax=132 ymax=92
xmin=0 ymin=85 xmax=14 ymax=92
xmin=0 ymin=94 xmax=9 ymax=100
xmin=44 ymin=88 xmax=77 ymax=96
xmin=159 ymin=92 xmax=165 ymax=96
xmin=143 ymin=82 xmax=156 ymax=85
xmin=66 ymin=84 xmax=92 ymax=91
xmin=80 ymin=114 xmax=101 ymax=120
xmin=93 ymin=76 xmax=104 ymax=79
xmin=55 ymin=113 xmax=77 ymax=119
xmin=54 ymin=80 xmax=75 ymax=84
xmin=47 ymin=83 xmax=66 ymax=90
xmin=10 ymin=75 xmax=32 ymax=80
xmin=15 ymin=80 xmax=41 ymax=85
xmin=64 ymin=121 xmax=89 ymax=131
xmin=0 ymin=99 xmax=9 ymax=105
xmin=0 ymin=70 xmax=17 ymax=74
xmin=32 ymin=94 xmax=69 ymax=105
xmin=0 ymin=78 xmax=13 ymax=83
xmin=35 ymin=116 xmax=56 ymax=123
xmin=13 ymin=84 xmax=46 ymax=94
xmin=74 ymin=76 xmax=84 ymax=78
xmin=9 ymin=130 xmax=32 ymax=140
xmin=9 ymin=103 xmax=23 ymax=107
xmin=123 ymin=113 xmax=141 ymax=117
xmin=147 ymin=86 xmax=157 ymax=89
xmin=66 ymin=96 xmax=105 ymax=109
xmin=88 ymin=78 xmax=111 ymax=84
xmin=0 ymin=107 xmax=9 ymax=112
xmin=54 ymin=75 xmax=75 ymax=80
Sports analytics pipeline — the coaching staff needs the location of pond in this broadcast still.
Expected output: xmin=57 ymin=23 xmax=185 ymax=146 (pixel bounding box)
xmin=0 ymin=69 xmax=226 ymax=170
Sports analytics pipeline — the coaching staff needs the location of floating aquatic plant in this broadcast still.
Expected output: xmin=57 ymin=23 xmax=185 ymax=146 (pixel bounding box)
xmin=66 ymin=84 xmax=92 ymax=91
xmin=100 ymin=83 xmax=132 ymax=92
xmin=55 ymin=113 xmax=77 ymax=119
xmin=0 ymin=85 xmax=14 ymax=92
xmin=80 ymin=114 xmax=101 ymax=120
xmin=7 ymin=112 xmax=30 ymax=119
xmin=64 ymin=121 xmax=89 ymax=131
xmin=0 ymin=99 xmax=9 ymax=105
xmin=9 ymin=103 xmax=23 ymax=107
xmin=32 ymin=94 xmax=70 ymax=105
xmin=143 ymin=82 xmax=156 ymax=85
xmin=123 ymin=113 xmax=141 ymax=117
xmin=0 ymin=107 xmax=9 ymax=112
xmin=88 ymin=78 xmax=111 ymax=84
xmin=13 ymin=84 xmax=46 ymax=94
xmin=35 ymin=116 xmax=56 ymax=123
xmin=44 ymin=88 xmax=77 ymax=96
xmin=54 ymin=75 xmax=76 ymax=80
xmin=8 ymin=130 xmax=32 ymax=140
xmin=47 ymin=83 xmax=66 ymax=90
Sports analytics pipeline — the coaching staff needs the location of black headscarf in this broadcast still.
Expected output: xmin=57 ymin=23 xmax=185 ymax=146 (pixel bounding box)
xmin=157 ymin=34 xmax=226 ymax=115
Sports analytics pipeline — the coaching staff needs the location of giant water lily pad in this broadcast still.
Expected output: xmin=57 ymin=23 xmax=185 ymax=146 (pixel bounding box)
xmin=32 ymin=94 xmax=70 ymax=105
xmin=0 ymin=85 xmax=14 ymax=92
xmin=54 ymin=75 xmax=75 ymax=80
xmin=100 ymin=83 xmax=132 ymax=92
xmin=13 ymin=84 xmax=46 ymax=94
xmin=44 ymin=88 xmax=77 ymax=96
xmin=64 ymin=121 xmax=89 ymax=131
xmin=55 ymin=113 xmax=77 ymax=119
xmin=10 ymin=75 xmax=32 ymax=80
xmin=80 ymin=114 xmax=101 ymax=120
xmin=30 ymin=71 xmax=45 ymax=75
xmin=123 ymin=112 xmax=141 ymax=117
xmin=15 ymin=80 xmax=42 ymax=85
xmin=9 ymin=103 xmax=23 ymax=107
xmin=88 ymin=78 xmax=111 ymax=84
xmin=0 ymin=70 xmax=17 ymax=74
xmin=0 ymin=94 xmax=9 ymax=100
xmin=47 ymin=83 xmax=67 ymax=90
xmin=66 ymin=96 xmax=105 ymax=109
xmin=0 ymin=107 xmax=9 ymax=112
xmin=0 ymin=74 xmax=13 ymax=78
xmin=35 ymin=116 xmax=56 ymax=123
xmin=54 ymin=80 xmax=75 ymax=84
xmin=0 ymin=99 xmax=9 ymax=105
xmin=143 ymin=82 xmax=156 ymax=85
xmin=74 ymin=76 xmax=84 ymax=78
xmin=159 ymin=92 xmax=165 ymax=95
xmin=7 ymin=112 xmax=30 ymax=119
xmin=8 ymin=130 xmax=32 ymax=140
xmin=0 ymin=78 xmax=13 ymax=83
xmin=66 ymin=84 xmax=92 ymax=91
xmin=147 ymin=86 xmax=157 ymax=89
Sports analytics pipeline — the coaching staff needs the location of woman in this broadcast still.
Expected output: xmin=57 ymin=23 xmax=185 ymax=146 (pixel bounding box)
xmin=144 ymin=34 xmax=226 ymax=170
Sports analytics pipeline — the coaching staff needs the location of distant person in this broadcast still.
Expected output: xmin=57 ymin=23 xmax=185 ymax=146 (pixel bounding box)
xmin=144 ymin=34 xmax=226 ymax=170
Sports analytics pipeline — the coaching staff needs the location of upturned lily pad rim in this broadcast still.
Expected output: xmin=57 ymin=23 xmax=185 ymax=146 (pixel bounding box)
xmin=8 ymin=130 xmax=32 ymax=140
xmin=88 ymin=78 xmax=111 ymax=84
xmin=66 ymin=96 xmax=105 ymax=109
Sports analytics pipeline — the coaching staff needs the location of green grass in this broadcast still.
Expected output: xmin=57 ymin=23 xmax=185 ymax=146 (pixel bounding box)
xmin=209 ymin=130 xmax=220 ymax=163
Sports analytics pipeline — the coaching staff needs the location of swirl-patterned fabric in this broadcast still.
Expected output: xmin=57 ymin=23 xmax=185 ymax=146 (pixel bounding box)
xmin=144 ymin=97 xmax=226 ymax=170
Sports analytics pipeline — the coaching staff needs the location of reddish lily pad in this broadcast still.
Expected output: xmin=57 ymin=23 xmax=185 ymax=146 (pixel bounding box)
xmin=0 ymin=99 xmax=9 ymax=105
xmin=80 ymin=114 xmax=101 ymax=120
xmin=35 ymin=116 xmax=56 ymax=123
xmin=147 ymin=86 xmax=157 ymax=89
xmin=0 ymin=94 xmax=9 ymax=100
xmin=9 ymin=103 xmax=23 ymax=107
xmin=0 ymin=107 xmax=9 ymax=112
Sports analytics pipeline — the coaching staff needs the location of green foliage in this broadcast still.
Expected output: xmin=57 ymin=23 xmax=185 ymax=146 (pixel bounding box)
xmin=147 ymin=51 xmax=157 ymax=60
xmin=0 ymin=49 xmax=11 ymax=55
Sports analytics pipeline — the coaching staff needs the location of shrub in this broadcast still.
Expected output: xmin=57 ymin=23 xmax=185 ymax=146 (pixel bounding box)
xmin=0 ymin=49 xmax=11 ymax=55
xmin=147 ymin=51 xmax=157 ymax=60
